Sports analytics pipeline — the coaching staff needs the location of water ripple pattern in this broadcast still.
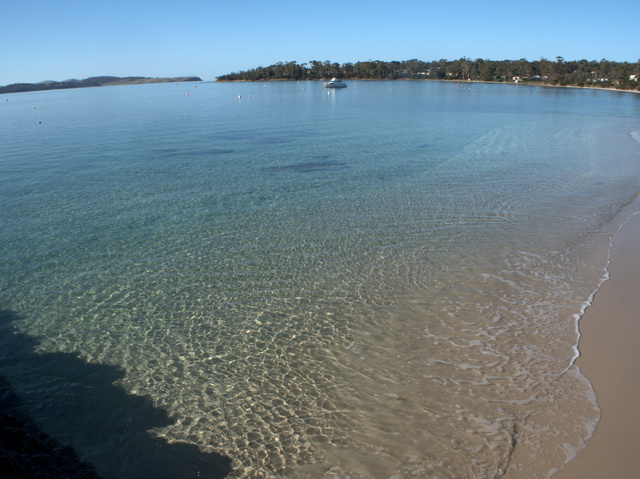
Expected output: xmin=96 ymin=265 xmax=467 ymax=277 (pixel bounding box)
xmin=1 ymin=81 xmax=640 ymax=478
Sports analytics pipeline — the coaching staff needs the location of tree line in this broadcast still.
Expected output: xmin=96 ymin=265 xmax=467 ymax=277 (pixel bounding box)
xmin=217 ymin=58 xmax=640 ymax=91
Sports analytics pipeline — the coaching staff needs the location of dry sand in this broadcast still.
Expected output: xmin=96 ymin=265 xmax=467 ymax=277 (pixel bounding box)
xmin=553 ymin=212 xmax=640 ymax=478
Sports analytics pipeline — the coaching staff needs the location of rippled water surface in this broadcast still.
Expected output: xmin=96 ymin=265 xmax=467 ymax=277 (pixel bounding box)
xmin=1 ymin=81 xmax=640 ymax=478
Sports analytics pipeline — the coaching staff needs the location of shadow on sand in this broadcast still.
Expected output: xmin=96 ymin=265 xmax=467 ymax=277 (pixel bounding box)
xmin=0 ymin=309 xmax=233 ymax=479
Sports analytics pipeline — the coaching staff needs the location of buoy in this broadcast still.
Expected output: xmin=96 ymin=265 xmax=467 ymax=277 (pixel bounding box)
xmin=238 ymin=95 xmax=241 ymax=99
xmin=186 ymin=92 xmax=189 ymax=95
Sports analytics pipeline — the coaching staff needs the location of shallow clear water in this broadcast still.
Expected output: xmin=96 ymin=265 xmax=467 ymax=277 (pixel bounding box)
xmin=1 ymin=81 xmax=639 ymax=478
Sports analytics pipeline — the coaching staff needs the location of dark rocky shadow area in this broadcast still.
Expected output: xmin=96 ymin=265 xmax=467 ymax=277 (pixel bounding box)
xmin=0 ymin=309 xmax=232 ymax=479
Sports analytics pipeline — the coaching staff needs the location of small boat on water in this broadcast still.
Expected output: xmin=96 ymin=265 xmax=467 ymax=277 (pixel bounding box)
xmin=323 ymin=78 xmax=347 ymax=88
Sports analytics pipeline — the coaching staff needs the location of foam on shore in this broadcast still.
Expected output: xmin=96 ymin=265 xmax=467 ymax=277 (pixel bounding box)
xmin=565 ymin=130 xmax=640 ymax=374
xmin=554 ymin=199 xmax=640 ymax=478
xmin=565 ymin=204 xmax=640 ymax=374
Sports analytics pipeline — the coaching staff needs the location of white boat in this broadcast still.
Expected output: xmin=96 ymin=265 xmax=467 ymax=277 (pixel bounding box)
xmin=323 ymin=78 xmax=347 ymax=88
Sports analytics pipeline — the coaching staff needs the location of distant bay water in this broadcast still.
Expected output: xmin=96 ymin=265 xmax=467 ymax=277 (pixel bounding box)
xmin=1 ymin=81 xmax=639 ymax=478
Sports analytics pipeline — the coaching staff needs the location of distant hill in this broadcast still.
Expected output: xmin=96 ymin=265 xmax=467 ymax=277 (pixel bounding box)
xmin=0 ymin=76 xmax=202 ymax=94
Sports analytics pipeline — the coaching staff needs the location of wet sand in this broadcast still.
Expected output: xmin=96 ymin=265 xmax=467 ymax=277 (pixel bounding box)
xmin=553 ymin=212 xmax=640 ymax=478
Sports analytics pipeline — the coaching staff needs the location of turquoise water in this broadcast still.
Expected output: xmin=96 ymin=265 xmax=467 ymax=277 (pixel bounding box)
xmin=1 ymin=81 xmax=639 ymax=478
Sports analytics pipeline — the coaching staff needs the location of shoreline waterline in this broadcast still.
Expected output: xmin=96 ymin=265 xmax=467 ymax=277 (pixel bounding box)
xmin=214 ymin=77 xmax=640 ymax=95
xmin=552 ymin=204 xmax=640 ymax=478
xmin=564 ymin=192 xmax=640 ymax=374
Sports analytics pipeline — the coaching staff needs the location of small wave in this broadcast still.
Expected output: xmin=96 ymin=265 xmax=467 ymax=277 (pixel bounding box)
xmin=565 ymin=209 xmax=640 ymax=374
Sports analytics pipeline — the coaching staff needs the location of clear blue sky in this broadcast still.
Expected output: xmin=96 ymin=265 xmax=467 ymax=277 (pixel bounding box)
xmin=2 ymin=0 xmax=638 ymax=85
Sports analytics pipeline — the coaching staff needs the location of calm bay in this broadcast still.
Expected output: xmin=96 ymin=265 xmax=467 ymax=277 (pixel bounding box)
xmin=1 ymin=80 xmax=639 ymax=478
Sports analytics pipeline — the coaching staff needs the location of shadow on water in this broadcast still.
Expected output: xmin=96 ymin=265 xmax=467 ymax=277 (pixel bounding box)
xmin=0 ymin=309 xmax=233 ymax=479
xmin=262 ymin=159 xmax=350 ymax=174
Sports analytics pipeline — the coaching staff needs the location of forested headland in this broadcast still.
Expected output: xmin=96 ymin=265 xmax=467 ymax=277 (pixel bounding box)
xmin=0 ymin=76 xmax=202 ymax=94
xmin=217 ymin=58 xmax=640 ymax=91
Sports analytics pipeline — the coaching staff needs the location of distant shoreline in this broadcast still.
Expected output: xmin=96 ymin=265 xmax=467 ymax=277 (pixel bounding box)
xmin=215 ymin=58 xmax=640 ymax=92
xmin=0 ymin=76 xmax=202 ymax=94
xmin=216 ymin=77 xmax=640 ymax=94
xmin=455 ymin=78 xmax=640 ymax=94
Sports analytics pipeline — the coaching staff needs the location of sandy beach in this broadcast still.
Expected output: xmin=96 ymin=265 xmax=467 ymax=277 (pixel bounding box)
xmin=553 ymin=210 xmax=640 ymax=478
